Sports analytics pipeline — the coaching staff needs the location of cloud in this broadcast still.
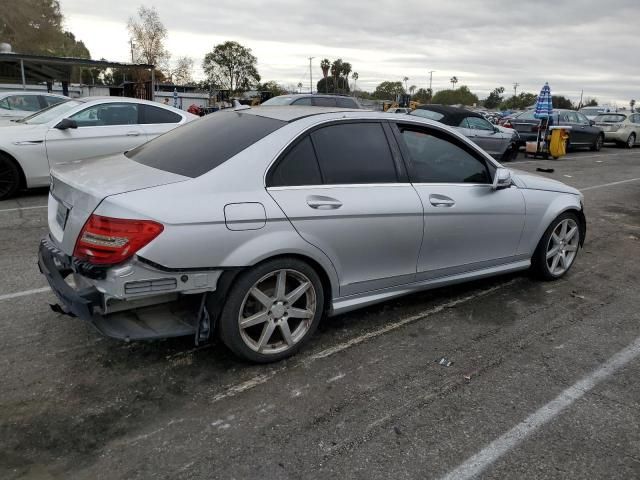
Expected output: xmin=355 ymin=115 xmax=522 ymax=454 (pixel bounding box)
xmin=60 ymin=0 xmax=638 ymax=104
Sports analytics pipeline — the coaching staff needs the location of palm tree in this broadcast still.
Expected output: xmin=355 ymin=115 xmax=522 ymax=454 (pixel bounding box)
xmin=409 ymin=84 xmax=416 ymax=95
xmin=341 ymin=62 xmax=352 ymax=93
xmin=450 ymin=76 xmax=458 ymax=89
xmin=297 ymin=82 xmax=303 ymax=93
xmin=331 ymin=59 xmax=343 ymax=93
xmin=320 ymin=58 xmax=330 ymax=93
xmin=351 ymin=72 xmax=359 ymax=96
xmin=403 ymin=76 xmax=409 ymax=93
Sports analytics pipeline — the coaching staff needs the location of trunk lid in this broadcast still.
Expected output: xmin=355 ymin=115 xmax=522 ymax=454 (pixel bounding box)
xmin=48 ymin=153 xmax=189 ymax=255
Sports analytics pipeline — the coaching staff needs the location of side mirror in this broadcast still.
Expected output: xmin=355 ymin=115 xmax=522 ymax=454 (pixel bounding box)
xmin=55 ymin=118 xmax=78 ymax=130
xmin=493 ymin=126 xmax=500 ymax=133
xmin=589 ymin=119 xmax=595 ymax=126
xmin=492 ymin=167 xmax=512 ymax=190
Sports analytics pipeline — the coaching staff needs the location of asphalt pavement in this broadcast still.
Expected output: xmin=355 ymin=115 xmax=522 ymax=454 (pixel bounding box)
xmin=1 ymin=146 xmax=639 ymax=480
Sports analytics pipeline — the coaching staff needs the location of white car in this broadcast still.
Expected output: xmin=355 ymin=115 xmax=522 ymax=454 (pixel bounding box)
xmin=0 ymin=91 xmax=67 ymax=124
xmin=0 ymin=97 xmax=197 ymax=199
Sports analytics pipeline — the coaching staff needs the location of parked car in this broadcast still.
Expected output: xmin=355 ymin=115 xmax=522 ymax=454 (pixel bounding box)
xmin=410 ymin=105 xmax=520 ymax=161
xmin=386 ymin=107 xmax=411 ymax=114
xmin=0 ymin=97 xmax=197 ymax=200
xmin=261 ymin=94 xmax=363 ymax=109
xmin=578 ymin=106 xmax=614 ymax=120
xmin=0 ymin=91 xmax=67 ymax=124
xmin=594 ymin=112 xmax=640 ymax=148
xmin=508 ymin=109 xmax=604 ymax=151
xmin=39 ymin=106 xmax=585 ymax=363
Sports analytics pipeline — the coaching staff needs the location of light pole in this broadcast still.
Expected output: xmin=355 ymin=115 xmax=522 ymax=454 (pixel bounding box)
xmin=308 ymin=57 xmax=314 ymax=94
xmin=513 ymin=82 xmax=520 ymax=97
xmin=428 ymin=70 xmax=435 ymax=93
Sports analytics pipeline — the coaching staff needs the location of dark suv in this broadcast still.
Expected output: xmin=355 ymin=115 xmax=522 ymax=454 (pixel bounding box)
xmin=261 ymin=94 xmax=363 ymax=109
xmin=508 ymin=109 xmax=604 ymax=151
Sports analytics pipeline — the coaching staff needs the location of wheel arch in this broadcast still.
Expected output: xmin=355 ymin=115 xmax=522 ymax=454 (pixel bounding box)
xmin=0 ymin=149 xmax=26 ymax=189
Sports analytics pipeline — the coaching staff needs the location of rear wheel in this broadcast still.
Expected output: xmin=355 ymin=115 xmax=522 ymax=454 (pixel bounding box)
xmin=0 ymin=154 xmax=21 ymax=201
xmin=590 ymin=134 xmax=604 ymax=151
xmin=626 ymin=133 xmax=636 ymax=149
xmin=531 ymin=212 xmax=581 ymax=280
xmin=218 ymin=258 xmax=324 ymax=363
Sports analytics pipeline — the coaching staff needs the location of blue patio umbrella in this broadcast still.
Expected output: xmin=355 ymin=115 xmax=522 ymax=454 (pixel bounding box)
xmin=534 ymin=82 xmax=553 ymax=119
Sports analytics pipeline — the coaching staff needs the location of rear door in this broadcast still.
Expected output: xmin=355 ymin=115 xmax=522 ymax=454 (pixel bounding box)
xmin=44 ymin=102 xmax=146 ymax=167
xmin=392 ymin=122 xmax=525 ymax=279
xmin=267 ymin=121 xmax=424 ymax=296
xmin=139 ymin=104 xmax=185 ymax=140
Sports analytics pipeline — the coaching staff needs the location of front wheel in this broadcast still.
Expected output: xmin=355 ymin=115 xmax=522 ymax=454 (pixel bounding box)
xmin=626 ymin=133 xmax=636 ymax=149
xmin=531 ymin=212 xmax=581 ymax=280
xmin=590 ymin=134 xmax=604 ymax=151
xmin=217 ymin=258 xmax=324 ymax=363
xmin=0 ymin=154 xmax=21 ymax=201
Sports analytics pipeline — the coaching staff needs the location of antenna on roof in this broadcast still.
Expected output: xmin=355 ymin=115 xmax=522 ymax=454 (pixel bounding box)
xmin=232 ymin=99 xmax=251 ymax=111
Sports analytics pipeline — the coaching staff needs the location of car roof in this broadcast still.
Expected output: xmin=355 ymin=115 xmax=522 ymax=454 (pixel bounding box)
xmin=414 ymin=104 xmax=483 ymax=126
xmin=242 ymin=105 xmax=366 ymax=122
xmin=0 ymin=91 xmax=66 ymax=98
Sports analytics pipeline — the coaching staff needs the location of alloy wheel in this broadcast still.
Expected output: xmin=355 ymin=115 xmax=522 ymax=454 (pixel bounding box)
xmin=0 ymin=157 xmax=20 ymax=200
xmin=546 ymin=218 xmax=579 ymax=276
xmin=238 ymin=269 xmax=317 ymax=354
xmin=628 ymin=134 xmax=636 ymax=149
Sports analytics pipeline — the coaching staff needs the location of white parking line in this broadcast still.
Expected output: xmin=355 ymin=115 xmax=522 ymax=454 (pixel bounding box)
xmin=0 ymin=286 xmax=50 ymax=302
xmin=0 ymin=205 xmax=47 ymax=213
xmin=582 ymin=177 xmax=640 ymax=191
xmin=514 ymin=151 xmax=640 ymax=165
xmin=439 ymin=335 xmax=640 ymax=480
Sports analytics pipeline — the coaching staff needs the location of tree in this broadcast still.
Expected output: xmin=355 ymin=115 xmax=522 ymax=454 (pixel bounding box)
xmin=484 ymin=86 xmax=505 ymax=109
xmin=413 ymin=88 xmax=432 ymax=104
xmin=373 ymin=81 xmax=405 ymax=100
xmin=127 ymin=6 xmax=169 ymax=67
xmin=584 ymin=98 xmax=598 ymax=107
xmin=166 ymin=56 xmax=194 ymax=85
xmin=432 ymin=85 xmax=478 ymax=106
xmin=552 ymin=95 xmax=573 ymax=109
xmin=317 ymin=76 xmax=349 ymax=94
xmin=409 ymin=85 xmax=417 ymax=95
xmin=297 ymin=82 xmax=303 ymax=93
xmin=203 ymin=41 xmax=261 ymax=93
xmin=450 ymin=76 xmax=458 ymax=88
xmin=259 ymin=81 xmax=287 ymax=96
xmin=403 ymin=77 xmax=409 ymax=92
xmin=0 ymin=0 xmax=90 ymax=57
xmin=342 ymin=62 xmax=352 ymax=92
xmin=500 ymin=92 xmax=538 ymax=110
xmin=351 ymin=72 xmax=359 ymax=94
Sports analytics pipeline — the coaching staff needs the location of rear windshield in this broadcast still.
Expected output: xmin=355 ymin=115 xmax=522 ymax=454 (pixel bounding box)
xmin=595 ymin=114 xmax=626 ymax=123
xmin=261 ymin=97 xmax=294 ymax=106
xmin=127 ymin=111 xmax=286 ymax=177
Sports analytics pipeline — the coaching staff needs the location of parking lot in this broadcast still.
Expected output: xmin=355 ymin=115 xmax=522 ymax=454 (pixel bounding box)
xmin=1 ymin=146 xmax=639 ymax=479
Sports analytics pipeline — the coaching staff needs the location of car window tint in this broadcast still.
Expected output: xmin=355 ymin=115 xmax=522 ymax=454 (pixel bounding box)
xmin=42 ymin=96 xmax=65 ymax=107
xmin=268 ymin=136 xmax=322 ymax=187
xmin=292 ymin=98 xmax=312 ymax=106
xmin=410 ymin=109 xmax=445 ymax=122
xmin=575 ymin=113 xmax=590 ymax=124
xmin=458 ymin=118 xmax=469 ymax=128
xmin=632 ymin=115 xmax=640 ymax=124
xmin=466 ymin=116 xmax=494 ymax=131
xmin=310 ymin=122 xmax=397 ymax=184
xmin=8 ymin=95 xmax=41 ymax=111
xmin=0 ymin=98 xmax=9 ymax=110
xmin=517 ymin=110 xmax=536 ymax=121
xmin=141 ymin=104 xmax=182 ymax=124
xmin=398 ymin=126 xmax=490 ymax=184
xmin=128 ymin=111 xmax=286 ymax=178
xmin=564 ymin=112 xmax=579 ymax=123
xmin=71 ymin=103 xmax=139 ymax=126
xmin=336 ymin=97 xmax=356 ymax=108
xmin=312 ymin=97 xmax=337 ymax=107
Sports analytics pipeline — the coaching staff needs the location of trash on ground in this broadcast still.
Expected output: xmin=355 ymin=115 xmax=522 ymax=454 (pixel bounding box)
xmin=436 ymin=357 xmax=454 ymax=367
xmin=563 ymin=174 xmax=573 ymax=178
xmin=393 ymin=426 xmax=402 ymax=435
xmin=570 ymin=291 xmax=585 ymax=299
xmin=536 ymin=168 xmax=555 ymax=173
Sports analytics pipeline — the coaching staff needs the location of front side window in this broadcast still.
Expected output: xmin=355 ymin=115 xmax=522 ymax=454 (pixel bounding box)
xmin=268 ymin=136 xmax=322 ymax=187
xmin=42 ymin=95 xmax=65 ymax=107
xmin=466 ymin=116 xmax=494 ymax=131
xmin=310 ymin=122 xmax=397 ymax=184
xmin=0 ymin=98 xmax=9 ymax=110
xmin=398 ymin=126 xmax=491 ymax=184
xmin=564 ymin=112 xmax=579 ymax=123
xmin=71 ymin=103 xmax=139 ymax=126
xmin=575 ymin=113 xmax=590 ymax=124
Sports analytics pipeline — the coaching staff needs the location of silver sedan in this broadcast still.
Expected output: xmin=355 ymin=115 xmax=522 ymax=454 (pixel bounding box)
xmin=39 ymin=106 xmax=586 ymax=363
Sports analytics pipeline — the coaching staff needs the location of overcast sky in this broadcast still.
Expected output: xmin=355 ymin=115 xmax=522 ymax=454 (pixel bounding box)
xmin=61 ymin=0 xmax=637 ymax=105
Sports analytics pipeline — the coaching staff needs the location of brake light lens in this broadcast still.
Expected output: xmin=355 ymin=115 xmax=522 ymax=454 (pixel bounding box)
xmin=73 ymin=215 xmax=164 ymax=265
xmin=502 ymin=120 xmax=513 ymax=128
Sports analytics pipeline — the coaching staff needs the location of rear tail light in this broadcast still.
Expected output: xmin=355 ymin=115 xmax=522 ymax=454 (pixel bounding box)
xmin=532 ymin=124 xmax=540 ymax=132
xmin=73 ymin=214 xmax=164 ymax=265
xmin=502 ymin=120 xmax=513 ymax=128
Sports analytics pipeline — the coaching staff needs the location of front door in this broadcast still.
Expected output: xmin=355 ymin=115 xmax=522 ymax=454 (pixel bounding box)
xmin=45 ymin=102 xmax=146 ymax=167
xmin=267 ymin=122 xmax=423 ymax=296
xmin=463 ymin=116 xmax=506 ymax=157
xmin=392 ymin=122 xmax=526 ymax=280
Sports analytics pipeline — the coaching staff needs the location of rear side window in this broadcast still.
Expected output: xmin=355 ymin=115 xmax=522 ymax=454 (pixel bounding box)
xmin=398 ymin=126 xmax=490 ymax=184
xmin=410 ymin=109 xmax=445 ymax=122
xmin=141 ymin=105 xmax=182 ymax=124
xmin=292 ymin=98 xmax=312 ymax=106
xmin=42 ymin=95 xmax=65 ymax=107
xmin=336 ymin=97 xmax=357 ymax=108
xmin=268 ymin=136 xmax=322 ymax=187
xmin=127 ymin=112 xmax=286 ymax=178
xmin=311 ymin=123 xmax=397 ymax=184
xmin=313 ymin=97 xmax=337 ymax=107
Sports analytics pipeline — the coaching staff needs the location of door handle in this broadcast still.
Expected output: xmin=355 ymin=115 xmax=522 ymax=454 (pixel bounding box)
xmin=126 ymin=131 xmax=141 ymax=136
xmin=306 ymin=195 xmax=343 ymax=210
xmin=429 ymin=194 xmax=455 ymax=207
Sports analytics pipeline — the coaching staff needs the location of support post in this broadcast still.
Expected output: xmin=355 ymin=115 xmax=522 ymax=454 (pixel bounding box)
xmin=20 ymin=59 xmax=26 ymax=90
xmin=150 ymin=68 xmax=155 ymax=102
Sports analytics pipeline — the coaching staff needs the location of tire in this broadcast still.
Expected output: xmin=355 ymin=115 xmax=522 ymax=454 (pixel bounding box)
xmin=217 ymin=257 xmax=324 ymax=363
xmin=501 ymin=143 xmax=518 ymax=162
xmin=531 ymin=212 xmax=581 ymax=280
xmin=625 ymin=133 xmax=636 ymax=149
xmin=0 ymin=153 xmax=21 ymax=201
xmin=590 ymin=134 xmax=604 ymax=151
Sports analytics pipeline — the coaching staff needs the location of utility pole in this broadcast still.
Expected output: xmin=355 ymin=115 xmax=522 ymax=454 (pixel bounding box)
xmin=513 ymin=82 xmax=520 ymax=97
xmin=428 ymin=70 xmax=435 ymax=92
xmin=129 ymin=40 xmax=135 ymax=63
xmin=308 ymin=57 xmax=314 ymax=94
xmin=578 ymin=89 xmax=584 ymax=109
